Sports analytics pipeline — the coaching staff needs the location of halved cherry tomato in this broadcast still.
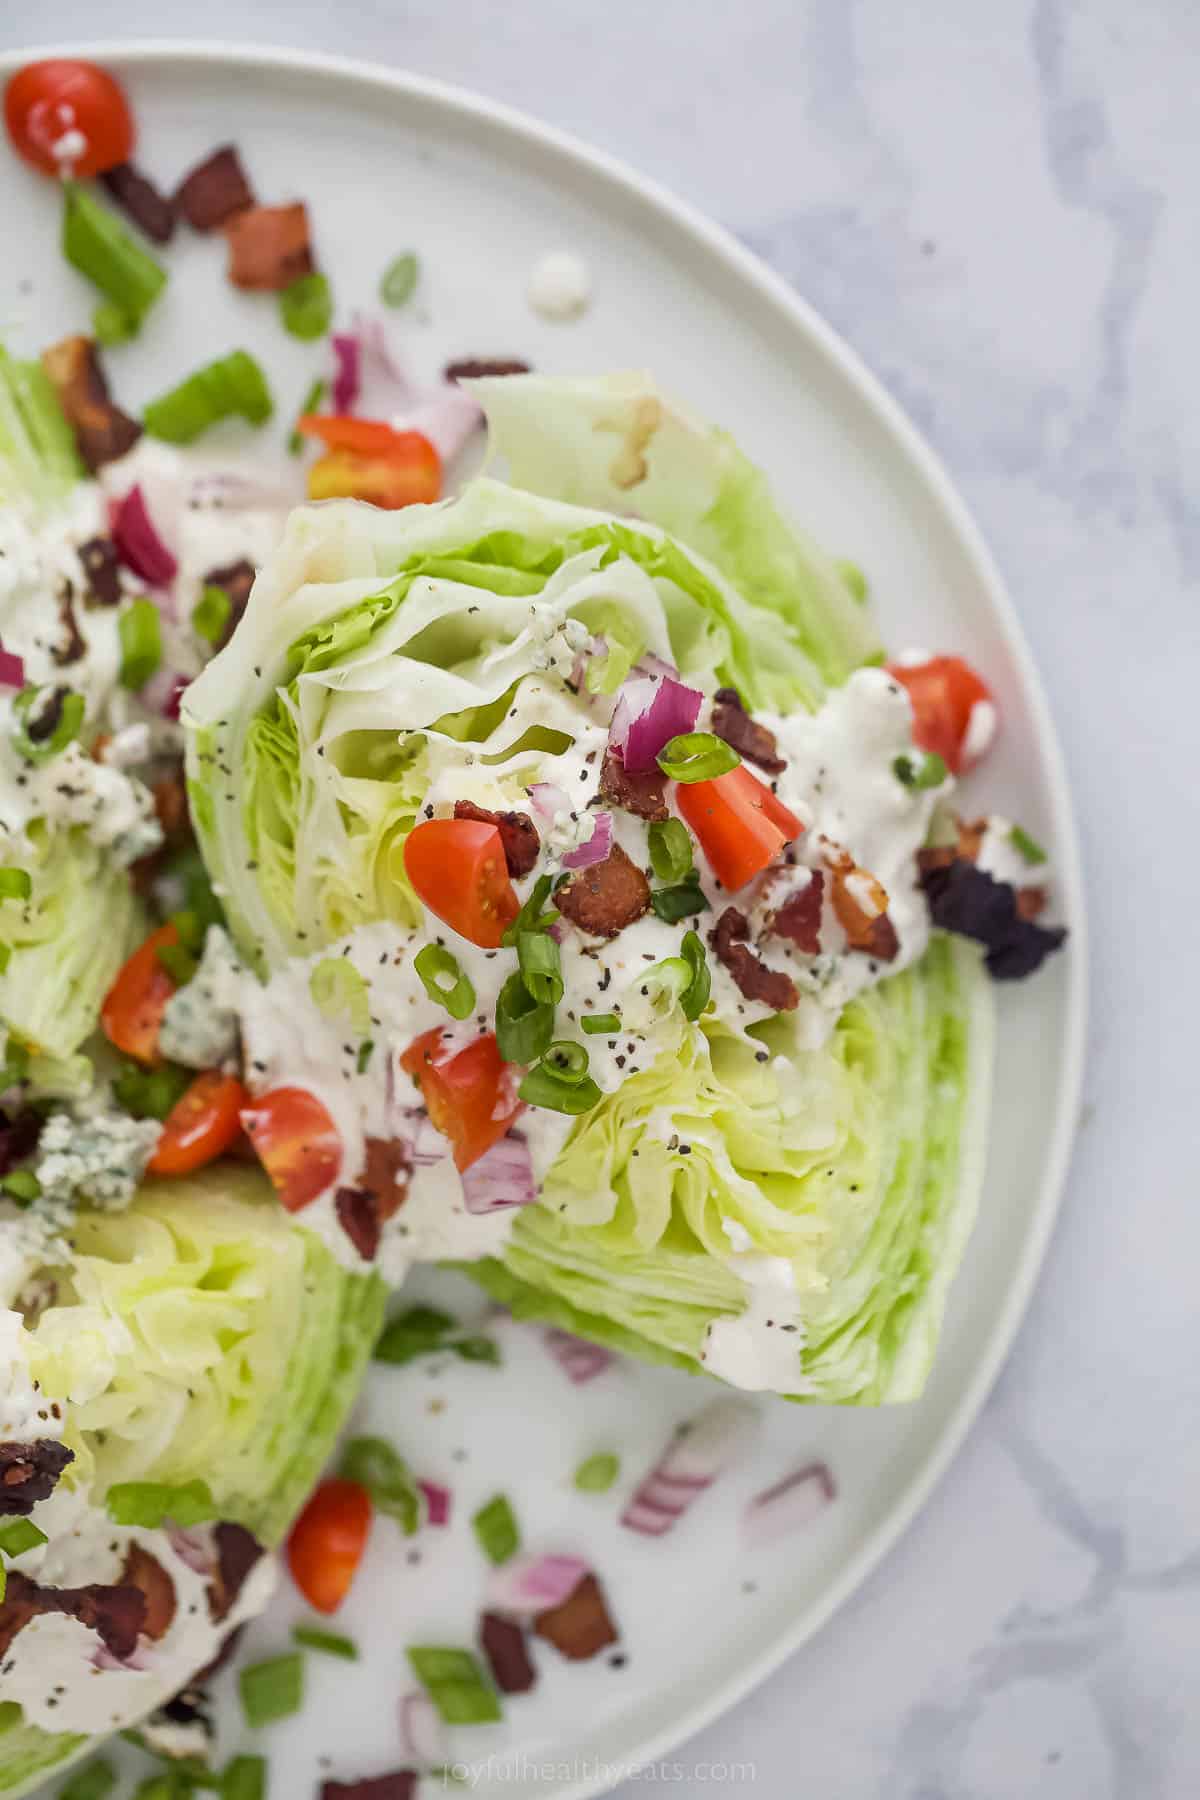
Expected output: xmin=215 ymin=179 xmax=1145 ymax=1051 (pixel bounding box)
xmin=296 ymin=415 xmax=422 ymax=455
xmin=5 ymin=60 xmax=134 ymax=178
xmin=100 ymin=923 xmax=180 ymax=1066
xmin=676 ymin=765 xmax=804 ymax=891
xmin=400 ymin=1029 xmax=522 ymax=1173
xmin=148 ymin=1072 xmax=247 ymax=1177
xmin=287 ymin=1478 xmax=371 ymax=1614
xmin=241 ymin=1086 xmax=342 ymax=1211
xmin=303 ymin=420 xmax=441 ymax=512
xmin=886 ymin=655 xmax=995 ymax=775
xmin=403 ymin=818 xmax=520 ymax=948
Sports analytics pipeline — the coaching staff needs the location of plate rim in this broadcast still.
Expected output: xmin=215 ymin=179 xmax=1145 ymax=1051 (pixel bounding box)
xmin=2 ymin=37 xmax=1089 ymax=1797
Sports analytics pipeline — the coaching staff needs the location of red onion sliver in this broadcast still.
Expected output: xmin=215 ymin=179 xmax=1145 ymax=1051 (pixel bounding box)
xmin=398 ymin=1689 xmax=445 ymax=1766
xmin=486 ymin=1552 xmax=589 ymax=1618
xmin=621 ymin=1398 xmax=757 ymax=1537
xmin=331 ymin=334 xmax=361 ymax=415
xmin=93 ymin=1641 xmax=154 ymax=1673
xmin=635 ymin=652 xmax=679 ymax=682
xmin=0 ymin=643 xmax=25 ymax=689
xmin=111 ymin=485 xmax=177 ymax=587
xmin=417 ymin=1479 xmax=451 ymax=1527
xmin=543 ymin=1328 xmax=615 ymax=1385
xmin=166 ymin=1525 xmax=214 ymax=1575
xmin=528 ymin=782 xmax=569 ymax=824
xmin=460 ymin=1130 xmax=535 ymax=1215
xmin=609 ymin=674 xmax=702 ymax=774
xmin=743 ymin=1462 xmax=835 ymax=1548
xmin=400 ymin=1106 xmax=448 ymax=1170
xmin=561 ymin=811 xmax=613 ymax=871
xmin=137 ymin=667 xmax=189 ymax=720
xmin=392 ymin=385 xmax=482 ymax=464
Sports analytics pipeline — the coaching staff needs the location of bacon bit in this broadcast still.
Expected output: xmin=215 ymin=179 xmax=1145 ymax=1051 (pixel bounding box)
xmin=52 ymin=591 xmax=86 ymax=667
xmin=917 ymin=853 xmax=1066 ymax=980
xmin=206 ymin=1523 xmax=264 ymax=1624
xmin=225 ymin=202 xmax=314 ymax=291
xmin=40 ymin=336 xmax=141 ymax=473
xmin=710 ymin=907 xmax=798 ymax=1011
xmin=597 ymin=747 xmax=669 ymax=822
xmin=534 ymin=1571 xmax=619 ymax=1662
xmin=78 ymin=535 xmax=123 ymax=607
xmin=0 ymin=1440 xmax=73 ymax=1515
xmin=1016 ymin=886 xmax=1047 ymax=921
xmin=201 ymin=557 xmax=256 ymax=651
xmin=321 ymin=1776 xmax=418 ymax=1800
xmin=175 ymin=145 xmax=255 ymax=231
xmin=119 ymin=1543 xmax=177 ymax=1640
xmin=711 ymin=688 xmax=786 ymax=775
xmin=769 ymin=871 xmax=824 ymax=954
xmin=100 ymin=162 xmax=176 ymax=243
xmin=824 ymin=845 xmax=900 ymax=962
xmin=0 ymin=1110 xmax=43 ymax=1179
xmin=335 ymin=1187 xmax=382 ymax=1262
xmin=479 ymin=1610 xmax=537 ymax=1694
xmin=361 ymin=1137 xmax=410 ymax=1220
xmin=0 ymin=1570 xmax=145 ymax=1661
xmin=443 ymin=358 xmax=531 ymax=383
xmin=556 ymin=844 xmax=651 ymax=939
xmin=453 ymin=799 xmax=540 ymax=880
xmin=151 ymin=767 xmax=190 ymax=846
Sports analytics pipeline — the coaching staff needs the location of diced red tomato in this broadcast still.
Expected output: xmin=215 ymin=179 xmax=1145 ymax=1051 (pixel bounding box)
xmin=296 ymin=415 xmax=419 ymax=456
xmin=241 ymin=1086 xmax=342 ymax=1211
xmin=148 ymin=1072 xmax=247 ymax=1177
xmin=100 ymin=923 xmax=179 ymax=1066
xmin=886 ymin=655 xmax=996 ymax=775
xmin=403 ymin=818 xmax=520 ymax=949
xmin=400 ymin=1029 xmax=522 ymax=1173
xmin=5 ymin=60 xmax=134 ymax=178
xmin=287 ymin=1478 xmax=371 ymax=1614
xmin=302 ymin=418 xmax=441 ymax=511
xmin=676 ymin=765 xmax=804 ymax=891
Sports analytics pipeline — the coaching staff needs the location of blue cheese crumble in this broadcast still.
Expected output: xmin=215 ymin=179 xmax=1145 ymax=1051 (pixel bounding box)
xmin=158 ymin=925 xmax=242 ymax=1070
xmin=34 ymin=1105 xmax=161 ymax=1217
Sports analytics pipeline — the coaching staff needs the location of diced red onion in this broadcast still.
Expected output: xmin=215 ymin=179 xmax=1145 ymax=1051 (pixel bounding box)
xmin=391 ymin=385 xmax=483 ymax=464
xmin=636 ymin=652 xmax=679 ymax=681
xmin=93 ymin=1641 xmax=155 ymax=1672
xmin=138 ymin=668 xmax=189 ymax=720
xmin=460 ymin=1129 xmax=536 ymax=1215
xmin=0 ymin=642 xmax=25 ymax=689
xmin=486 ymin=1552 xmax=589 ymax=1619
xmin=111 ymin=484 xmax=177 ymax=587
xmin=621 ymin=1398 xmax=757 ymax=1538
xmin=331 ymin=334 xmax=361 ymax=415
xmin=608 ymin=674 xmax=702 ymax=774
xmin=166 ymin=1525 xmax=214 ymax=1574
xmin=398 ymin=1689 xmax=445 ymax=1766
xmin=743 ymin=1462 xmax=835 ymax=1547
xmin=417 ymin=1479 xmax=451 ymax=1527
xmin=400 ymin=1106 xmax=449 ymax=1170
xmin=562 ymin=811 xmax=613 ymax=871
xmin=543 ymin=1327 xmax=615 ymax=1385
xmin=528 ymin=782 xmax=569 ymax=824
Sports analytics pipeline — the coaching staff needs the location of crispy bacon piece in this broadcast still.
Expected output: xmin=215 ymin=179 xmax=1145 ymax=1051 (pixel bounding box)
xmin=321 ymin=1777 xmax=418 ymax=1800
xmin=201 ymin=557 xmax=256 ymax=651
xmin=453 ymin=799 xmax=540 ymax=879
xmin=0 ymin=1570 xmax=145 ymax=1661
xmin=534 ymin=1572 xmax=619 ymax=1662
xmin=710 ymin=908 xmax=798 ymax=1012
xmin=443 ymin=358 xmax=531 ymax=383
xmin=769 ymin=871 xmax=825 ymax=954
xmin=1016 ymin=886 xmax=1048 ymax=921
xmin=479 ymin=1610 xmax=537 ymax=1694
xmin=711 ymin=687 xmax=786 ymax=775
xmin=78 ymin=535 xmax=123 ymax=607
xmin=119 ymin=1543 xmax=177 ymax=1640
xmin=824 ymin=846 xmax=900 ymax=963
xmin=0 ymin=1109 xmax=43 ymax=1179
xmin=175 ymin=145 xmax=255 ymax=231
xmin=206 ymin=1523 xmax=264 ymax=1624
xmin=101 ymin=162 xmax=176 ymax=243
xmin=362 ymin=1137 xmax=410 ymax=1219
xmin=917 ymin=853 xmax=1065 ymax=980
xmin=53 ymin=591 xmax=86 ymax=666
xmin=41 ymin=336 xmax=141 ymax=473
xmin=335 ymin=1187 xmax=381 ymax=1262
xmin=555 ymin=844 xmax=651 ymax=939
xmin=225 ymin=203 xmax=314 ymax=292
xmin=0 ymin=1440 xmax=73 ymax=1516
xmin=597 ymin=747 xmax=670 ymax=822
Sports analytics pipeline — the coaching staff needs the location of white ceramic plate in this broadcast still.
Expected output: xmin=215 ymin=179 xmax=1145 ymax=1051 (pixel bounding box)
xmin=3 ymin=42 xmax=1086 ymax=1800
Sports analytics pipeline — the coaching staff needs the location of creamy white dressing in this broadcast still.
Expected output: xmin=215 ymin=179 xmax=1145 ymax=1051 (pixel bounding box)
xmin=976 ymin=813 xmax=1050 ymax=890
xmin=527 ymin=250 xmax=592 ymax=321
xmin=0 ymin=1308 xmax=58 ymax=1442
xmin=700 ymin=1252 xmax=812 ymax=1392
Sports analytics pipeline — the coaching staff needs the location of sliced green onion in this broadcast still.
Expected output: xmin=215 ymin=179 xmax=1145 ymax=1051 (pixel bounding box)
xmin=835 ymin=557 xmax=869 ymax=603
xmin=91 ymin=301 xmax=137 ymax=347
xmin=471 ymin=1493 xmax=520 ymax=1565
xmin=373 ymin=1303 xmax=456 ymax=1365
xmin=648 ymin=818 xmax=694 ymax=884
xmin=380 ymin=251 xmax=420 ymax=308
xmin=292 ymin=1623 xmax=359 ymax=1660
xmin=340 ymin=1435 xmax=421 ymax=1533
xmin=106 ymin=1478 xmax=214 ymax=1529
xmin=501 ymin=873 xmax=558 ymax=947
xmin=220 ymin=1755 xmax=267 ymax=1800
xmin=143 ymin=351 xmax=273 ymax=444
xmin=581 ymin=1012 xmax=620 ymax=1035
xmin=452 ymin=1335 xmax=501 ymax=1365
xmin=407 ymin=1646 xmax=502 ymax=1725
xmin=656 ymin=732 xmax=740 ymax=784
xmin=893 ymin=750 xmax=947 ymax=791
xmin=0 ymin=1517 xmax=47 ymax=1557
xmin=1010 ymin=824 xmax=1049 ymax=866
xmin=650 ymin=877 xmax=709 ymax=924
xmin=239 ymin=1652 xmax=304 ymax=1729
xmin=11 ymin=684 xmax=85 ymax=762
xmin=517 ymin=930 xmax=563 ymax=1006
xmin=113 ymin=1059 xmax=191 ymax=1123
xmin=574 ymin=1452 xmax=620 ymax=1493
xmin=62 ymin=183 xmax=166 ymax=322
xmin=0 ymin=870 xmax=31 ymax=903
xmin=279 ymin=271 xmax=332 ymax=341
xmin=118 ymin=598 xmax=163 ymax=690
xmin=0 ymin=1041 xmax=29 ymax=1088
xmin=415 ymin=944 xmax=477 ymax=1021
xmin=519 ymin=1044 xmax=603 ymax=1115
xmin=0 ymin=1169 xmax=41 ymax=1203
xmin=155 ymin=941 xmax=198 ymax=986
xmin=310 ymin=957 xmax=371 ymax=1033
xmin=494 ymin=971 xmax=554 ymax=1065
xmin=193 ymin=584 xmax=232 ymax=646
xmin=57 ymin=1761 xmax=118 ymax=1800
xmin=168 ymin=908 xmax=207 ymax=954
xmin=288 ymin=376 xmax=327 ymax=454
xmin=680 ymin=929 xmax=711 ymax=1022
xmin=356 ymin=1038 xmax=375 ymax=1074
xmin=543 ymin=1041 xmax=590 ymax=1084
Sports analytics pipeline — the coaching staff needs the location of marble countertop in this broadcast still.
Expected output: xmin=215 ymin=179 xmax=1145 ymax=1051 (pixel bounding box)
xmin=3 ymin=4 xmax=1193 ymax=1795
